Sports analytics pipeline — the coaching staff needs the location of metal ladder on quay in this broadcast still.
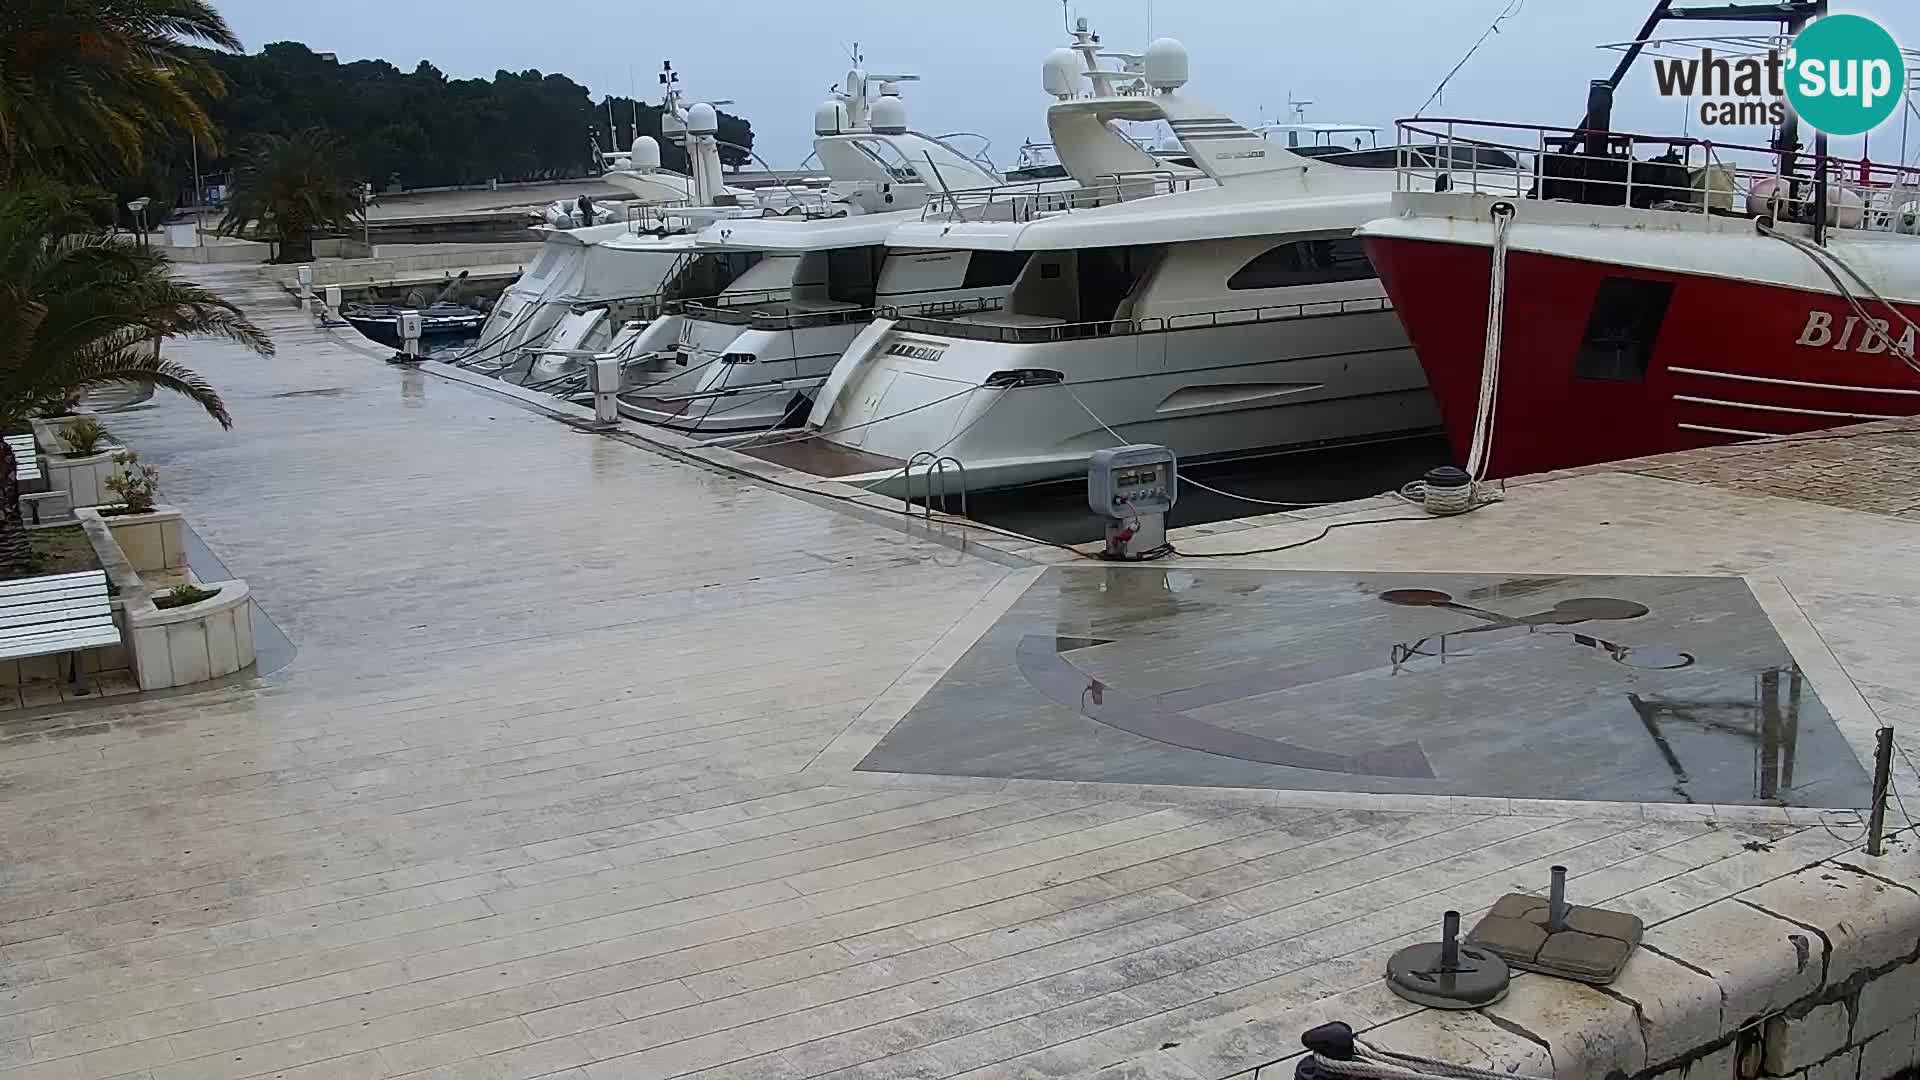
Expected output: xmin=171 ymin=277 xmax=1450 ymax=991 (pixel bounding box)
xmin=905 ymin=452 xmax=967 ymax=521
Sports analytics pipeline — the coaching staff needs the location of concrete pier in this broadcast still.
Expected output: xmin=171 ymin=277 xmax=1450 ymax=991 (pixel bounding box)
xmin=0 ymin=261 xmax=1914 ymax=1080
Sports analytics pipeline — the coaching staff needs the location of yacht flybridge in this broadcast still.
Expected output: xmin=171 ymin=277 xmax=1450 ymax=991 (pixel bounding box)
xmin=752 ymin=34 xmax=1518 ymax=495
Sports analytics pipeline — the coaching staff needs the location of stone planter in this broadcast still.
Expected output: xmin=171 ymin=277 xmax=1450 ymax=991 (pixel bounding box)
xmin=44 ymin=447 xmax=124 ymax=510
xmin=74 ymin=506 xmax=259 ymax=691
xmin=78 ymin=505 xmax=185 ymax=573
xmin=30 ymin=415 xmax=87 ymax=450
xmin=125 ymin=580 xmax=256 ymax=690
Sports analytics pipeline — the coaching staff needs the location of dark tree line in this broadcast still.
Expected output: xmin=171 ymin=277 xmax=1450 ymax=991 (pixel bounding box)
xmin=154 ymin=42 xmax=754 ymax=203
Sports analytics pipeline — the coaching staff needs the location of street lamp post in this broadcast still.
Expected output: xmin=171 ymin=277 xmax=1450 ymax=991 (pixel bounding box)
xmin=126 ymin=197 xmax=151 ymax=248
xmin=190 ymin=135 xmax=205 ymax=247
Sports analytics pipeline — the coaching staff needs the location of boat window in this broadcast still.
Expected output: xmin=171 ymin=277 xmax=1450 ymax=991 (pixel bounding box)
xmin=1079 ymin=246 xmax=1162 ymax=324
xmin=669 ymin=250 xmax=764 ymax=300
xmin=961 ymin=251 xmax=1031 ymax=290
xmin=1575 ymin=277 xmax=1673 ymax=382
xmin=826 ymin=245 xmax=885 ymax=307
xmin=1227 ymin=238 xmax=1375 ymax=289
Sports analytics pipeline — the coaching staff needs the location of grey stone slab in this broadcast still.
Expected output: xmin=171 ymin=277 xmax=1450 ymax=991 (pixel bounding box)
xmin=858 ymin=567 xmax=1870 ymax=806
xmin=1466 ymin=893 xmax=1643 ymax=983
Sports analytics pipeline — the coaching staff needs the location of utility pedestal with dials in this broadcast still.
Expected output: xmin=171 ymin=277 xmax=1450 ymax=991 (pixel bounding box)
xmin=389 ymin=309 xmax=423 ymax=364
xmin=588 ymin=356 xmax=622 ymax=430
xmin=1088 ymin=444 xmax=1178 ymax=560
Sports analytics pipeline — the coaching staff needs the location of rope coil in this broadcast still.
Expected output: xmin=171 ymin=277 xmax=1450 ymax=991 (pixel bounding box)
xmin=1297 ymin=1026 xmax=1551 ymax=1080
xmin=1465 ymin=202 xmax=1515 ymax=483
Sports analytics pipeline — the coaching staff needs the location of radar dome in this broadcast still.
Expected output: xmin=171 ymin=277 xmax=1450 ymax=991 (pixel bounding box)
xmin=814 ymin=99 xmax=848 ymax=135
xmin=661 ymin=110 xmax=687 ymax=142
xmin=1042 ymin=48 xmax=1081 ymax=98
xmin=687 ymin=102 xmax=719 ymax=134
xmin=1144 ymin=38 xmax=1190 ymax=91
xmin=869 ymin=90 xmax=907 ymax=134
xmin=629 ymin=135 xmax=660 ymax=172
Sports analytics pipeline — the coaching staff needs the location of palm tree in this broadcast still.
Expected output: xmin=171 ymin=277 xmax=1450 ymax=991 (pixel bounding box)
xmin=219 ymin=130 xmax=366 ymax=263
xmin=0 ymin=0 xmax=241 ymax=185
xmin=0 ymin=183 xmax=272 ymax=573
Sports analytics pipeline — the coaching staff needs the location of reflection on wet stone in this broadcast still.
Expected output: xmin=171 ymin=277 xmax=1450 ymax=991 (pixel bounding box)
xmin=856 ymin=567 xmax=1872 ymax=806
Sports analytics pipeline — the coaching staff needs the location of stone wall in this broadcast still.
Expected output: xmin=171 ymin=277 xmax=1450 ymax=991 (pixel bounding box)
xmin=1230 ymin=831 xmax=1920 ymax=1080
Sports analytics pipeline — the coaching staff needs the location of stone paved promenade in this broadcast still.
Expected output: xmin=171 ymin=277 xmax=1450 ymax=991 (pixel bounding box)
xmin=0 ymin=265 xmax=1914 ymax=1080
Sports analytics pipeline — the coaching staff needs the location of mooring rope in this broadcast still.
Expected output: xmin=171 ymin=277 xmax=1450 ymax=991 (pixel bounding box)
xmin=1306 ymin=1035 xmax=1551 ymax=1080
xmin=1464 ymin=201 xmax=1516 ymax=483
xmin=1758 ymin=221 xmax=1920 ymax=377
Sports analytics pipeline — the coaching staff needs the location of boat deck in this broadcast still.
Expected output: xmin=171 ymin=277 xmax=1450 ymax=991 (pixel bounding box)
xmin=0 ymin=261 xmax=1913 ymax=1080
xmin=734 ymin=436 xmax=905 ymax=482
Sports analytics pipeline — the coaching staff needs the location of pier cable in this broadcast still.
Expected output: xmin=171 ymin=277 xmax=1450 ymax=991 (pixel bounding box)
xmin=1168 ymin=512 xmax=1454 ymax=559
xmin=884 ymin=388 xmax=1008 ymax=496
xmin=1062 ymin=386 xmax=1362 ymax=509
xmin=447 ymin=297 xmax=560 ymax=367
xmin=1305 ymin=1034 xmax=1550 ymax=1080
xmin=1059 ymin=384 xmax=1494 ymax=557
xmin=1759 ymin=222 xmax=1920 ymax=377
xmin=707 ymin=383 xmax=987 ymax=450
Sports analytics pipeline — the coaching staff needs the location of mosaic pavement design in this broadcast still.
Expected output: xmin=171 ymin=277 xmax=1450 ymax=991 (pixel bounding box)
xmin=856 ymin=567 xmax=1874 ymax=806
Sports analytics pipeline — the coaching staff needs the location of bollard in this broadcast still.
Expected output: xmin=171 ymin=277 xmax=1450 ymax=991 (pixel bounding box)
xmin=1868 ymin=726 xmax=1895 ymax=856
xmin=1549 ymin=865 xmax=1570 ymax=931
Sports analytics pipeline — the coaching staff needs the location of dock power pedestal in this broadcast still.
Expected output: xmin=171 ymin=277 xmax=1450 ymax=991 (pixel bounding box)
xmin=1088 ymin=444 xmax=1178 ymax=560
xmin=388 ymin=309 xmax=423 ymax=364
xmin=588 ymin=356 xmax=621 ymax=429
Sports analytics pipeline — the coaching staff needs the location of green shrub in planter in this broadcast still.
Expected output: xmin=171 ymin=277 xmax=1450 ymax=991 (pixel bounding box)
xmin=154 ymin=583 xmax=220 ymax=610
xmin=101 ymin=451 xmax=159 ymax=515
xmin=59 ymin=417 xmax=111 ymax=455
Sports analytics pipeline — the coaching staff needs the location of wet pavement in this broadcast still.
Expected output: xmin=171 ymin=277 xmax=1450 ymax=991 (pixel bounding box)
xmin=0 ymin=261 xmax=1908 ymax=1080
xmin=858 ymin=568 xmax=1869 ymax=806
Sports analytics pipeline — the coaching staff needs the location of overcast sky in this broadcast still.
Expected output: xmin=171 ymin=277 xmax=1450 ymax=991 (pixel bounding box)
xmin=215 ymin=0 xmax=1920 ymax=168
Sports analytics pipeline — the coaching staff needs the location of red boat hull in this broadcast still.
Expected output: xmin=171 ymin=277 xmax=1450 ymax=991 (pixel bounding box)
xmin=1362 ymin=235 xmax=1920 ymax=478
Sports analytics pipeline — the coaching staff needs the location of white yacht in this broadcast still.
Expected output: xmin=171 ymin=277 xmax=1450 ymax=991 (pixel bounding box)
xmin=465 ymin=219 xmax=678 ymax=380
xmin=461 ymin=67 xmax=739 ymax=379
xmin=755 ymin=36 xmax=1514 ymax=495
xmin=607 ymin=67 xmax=1063 ymax=434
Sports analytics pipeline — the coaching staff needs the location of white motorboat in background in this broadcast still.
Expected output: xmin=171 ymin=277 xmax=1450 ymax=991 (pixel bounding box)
xmin=606 ymin=65 xmax=1074 ymax=434
xmin=459 ymin=67 xmax=738 ymax=378
xmin=747 ymin=31 xmax=1519 ymax=495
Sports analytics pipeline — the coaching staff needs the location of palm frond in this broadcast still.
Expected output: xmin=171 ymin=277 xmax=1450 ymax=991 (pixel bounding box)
xmin=0 ymin=0 xmax=241 ymax=182
xmin=60 ymin=353 xmax=230 ymax=428
xmin=0 ymin=177 xmax=269 ymax=429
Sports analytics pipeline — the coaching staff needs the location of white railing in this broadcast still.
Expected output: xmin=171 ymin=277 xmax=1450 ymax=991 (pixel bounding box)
xmin=1394 ymin=118 xmax=1920 ymax=235
xmin=920 ymin=170 xmax=1200 ymax=224
xmin=889 ymin=296 xmax=1393 ymax=344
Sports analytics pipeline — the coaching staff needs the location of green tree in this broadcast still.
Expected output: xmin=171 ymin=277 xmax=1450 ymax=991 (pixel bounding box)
xmin=0 ymin=0 xmax=242 ymax=184
xmin=0 ymin=183 xmax=272 ymax=573
xmin=218 ymin=129 xmax=365 ymax=262
xmin=166 ymin=45 xmax=756 ymax=190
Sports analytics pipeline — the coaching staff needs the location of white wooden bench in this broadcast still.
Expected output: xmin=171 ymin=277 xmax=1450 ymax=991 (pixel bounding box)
xmin=0 ymin=570 xmax=121 ymax=682
xmin=5 ymin=433 xmax=39 ymax=485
